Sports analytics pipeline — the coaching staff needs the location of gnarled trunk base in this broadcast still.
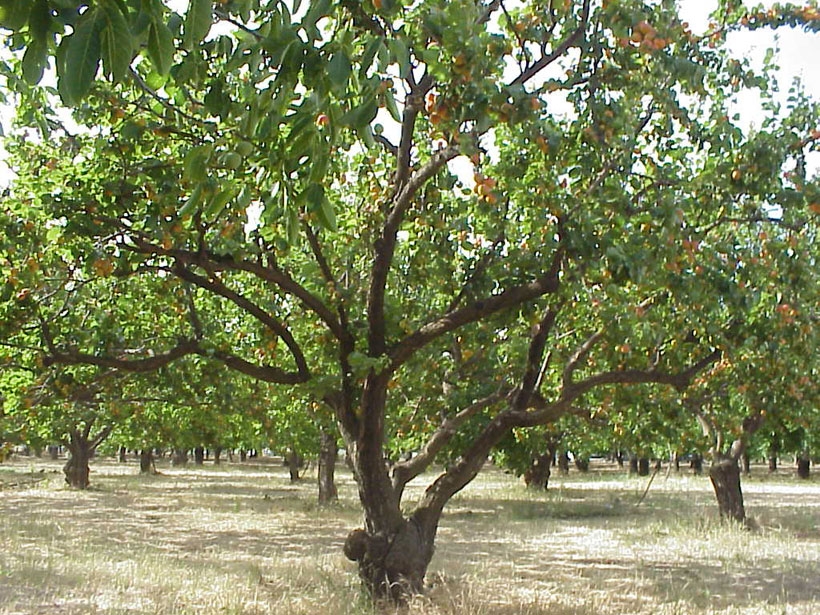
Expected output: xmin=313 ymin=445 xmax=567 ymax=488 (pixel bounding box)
xmin=344 ymin=517 xmax=435 ymax=602
xmin=63 ymin=449 xmax=91 ymax=489
xmin=709 ymin=457 xmax=745 ymax=523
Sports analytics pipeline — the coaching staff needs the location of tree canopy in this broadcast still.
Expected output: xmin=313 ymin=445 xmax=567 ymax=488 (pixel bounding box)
xmin=1 ymin=0 xmax=819 ymax=600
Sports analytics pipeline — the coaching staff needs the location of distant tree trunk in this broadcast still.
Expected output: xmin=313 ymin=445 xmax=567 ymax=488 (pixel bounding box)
xmin=797 ymin=452 xmax=811 ymax=479
xmin=628 ymin=454 xmax=639 ymax=475
xmin=213 ymin=447 xmax=222 ymax=465
xmin=139 ymin=449 xmax=156 ymax=474
xmin=768 ymin=454 xmax=777 ymax=472
xmin=573 ymin=455 xmax=590 ymax=472
xmin=318 ymin=430 xmax=338 ymax=505
xmin=171 ymin=449 xmax=188 ymax=466
xmin=239 ymin=449 xmax=247 ymax=462
xmin=690 ymin=453 xmax=703 ymax=475
xmin=118 ymin=446 xmax=127 ymax=463
xmin=557 ymin=451 xmax=570 ymax=474
xmin=63 ymin=424 xmax=112 ymax=489
xmin=48 ymin=445 xmax=60 ymax=460
xmin=672 ymin=452 xmax=681 ymax=472
xmin=709 ymin=456 xmax=745 ymax=522
xmin=193 ymin=446 xmax=205 ymax=465
xmin=286 ymin=449 xmax=302 ymax=482
xmin=524 ymin=452 xmax=551 ymax=490
xmin=615 ymin=450 xmax=625 ymax=468
xmin=637 ymin=457 xmax=650 ymax=476
xmin=741 ymin=451 xmax=751 ymax=476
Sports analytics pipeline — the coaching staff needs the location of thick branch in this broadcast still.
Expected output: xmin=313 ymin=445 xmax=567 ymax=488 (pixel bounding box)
xmin=510 ymin=0 xmax=591 ymax=86
xmin=390 ymin=251 xmax=562 ymax=372
xmin=391 ymin=389 xmax=506 ymax=496
xmin=172 ymin=263 xmax=310 ymax=378
xmin=367 ymin=144 xmax=461 ymax=357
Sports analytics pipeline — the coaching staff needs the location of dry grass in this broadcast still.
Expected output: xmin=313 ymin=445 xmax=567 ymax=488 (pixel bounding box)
xmin=1 ymin=456 xmax=819 ymax=615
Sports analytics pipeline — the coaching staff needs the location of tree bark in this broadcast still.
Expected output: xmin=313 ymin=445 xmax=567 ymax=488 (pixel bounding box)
xmin=709 ymin=456 xmax=745 ymax=523
xmin=118 ymin=446 xmax=127 ymax=463
xmin=797 ymin=452 xmax=811 ymax=479
xmin=63 ymin=424 xmax=112 ymax=489
xmin=741 ymin=451 xmax=751 ymax=476
xmin=557 ymin=450 xmax=570 ymax=474
xmin=318 ymin=429 xmax=338 ymax=504
xmin=637 ymin=457 xmax=650 ymax=476
xmin=286 ymin=449 xmax=302 ymax=482
xmin=194 ymin=446 xmax=205 ymax=465
xmin=524 ymin=452 xmax=551 ymax=490
xmin=213 ymin=447 xmax=222 ymax=465
xmin=139 ymin=449 xmax=156 ymax=474
xmin=48 ymin=445 xmax=60 ymax=460
xmin=573 ymin=455 xmax=590 ymax=472
xmin=628 ymin=454 xmax=639 ymax=475
xmin=171 ymin=449 xmax=188 ymax=466
xmin=690 ymin=453 xmax=703 ymax=475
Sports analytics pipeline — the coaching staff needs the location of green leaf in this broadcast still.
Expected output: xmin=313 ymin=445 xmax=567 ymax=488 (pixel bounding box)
xmin=183 ymin=0 xmax=213 ymax=49
xmin=205 ymin=187 xmax=236 ymax=219
xmin=302 ymin=182 xmax=336 ymax=232
xmin=180 ymin=184 xmax=205 ymax=218
xmin=327 ymin=52 xmax=351 ymax=92
xmin=147 ymin=19 xmax=174 ymax=76
xmin=21 ymin=40 xmax=47 ymax=85
xmin=58 ymin=7 xmax=104 ymax=105
xmin=383 ymin=87 xmax=401 ymax=122
xmin=340 ymin=100 xmax=378 ymax=129
xmin=183 ymin=144 xmax=212 ymax=182
xmin=0 ymin=0 xmax=31 ymax=31
xmin=387 ymin=38 xmax=410 ymax=79
xmin=100 ymin=0 xmax=134 ymax=81
xmin=27 ymin=0 xmax=50 ymax=41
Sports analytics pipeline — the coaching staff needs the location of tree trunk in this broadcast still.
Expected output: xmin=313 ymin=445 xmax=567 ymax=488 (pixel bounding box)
xmin=193 ymin=446 xmax=205 ymax=465
xmin=708 ymin=456 xmax=746 ymax=523
xmin=637 ymin=457 xmax=650 ymax=476
xmin=213 ymin=447 xmax=222 ymax=465
xmin=48 ymin=445 xmax=60 ymax=460
xmin=741 ymin=451 xmax=751 ymax=476
xmin=628 ymin=455 xmax=639 ymax=475
xmin=63 ymin=425 xmax=112 ymax=489
xmin=573 ymin=455 xmax=590 ymax=472
xmin=286 ymin=449 xmax=301 ymax=482
xmin=524 ymin=452 xmax=551 ymax=490
xmin=239 ymin=449 xmax=247 ymax=462
xmin=557 ymin=450 xmax=570 ymax=474
xmin=318 ymin=430 xmax=338 ymax=505
xmin=139 ymin=449 xmax=156 ymax=474
xmin=768 ymin=454 xmax=777 ymax=472
xmin=797 ymin=452 xmax=811 ymax=479
xmin=118 ymin=446 xmax=127 ymax=463
xmin=171 ymin=449 xmax=188 ymax=466
xmin=690 ymin=453 xmax=703 ymax=475
xmin=64 ymin=439 xmax=92 ymax=489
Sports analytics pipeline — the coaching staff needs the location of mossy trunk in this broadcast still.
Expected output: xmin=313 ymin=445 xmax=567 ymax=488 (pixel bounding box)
xmin=318 ymin=430 xmax=338 ymax=505
xmin=709 ymin=457 xmax=745 ymax=523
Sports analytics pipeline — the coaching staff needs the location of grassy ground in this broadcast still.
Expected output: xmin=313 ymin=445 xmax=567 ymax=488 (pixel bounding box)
xmin=1 ymin=456 xmax=819 ymax=615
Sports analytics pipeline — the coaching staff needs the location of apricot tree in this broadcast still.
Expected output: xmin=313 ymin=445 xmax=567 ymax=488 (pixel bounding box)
xmin=2 ymin=0 xmax=820 ymax=600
